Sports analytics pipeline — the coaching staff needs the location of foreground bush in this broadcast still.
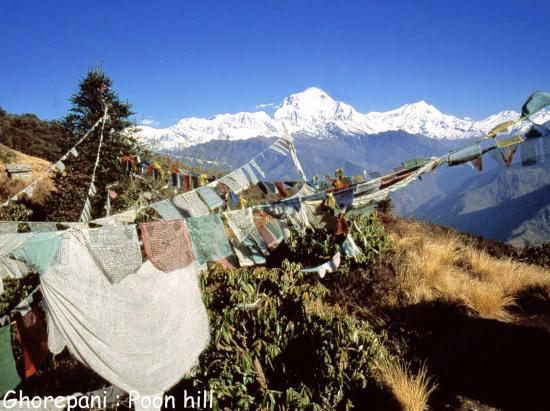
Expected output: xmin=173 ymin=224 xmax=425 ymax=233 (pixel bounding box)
xmin=192 ymin=261 xmax=388 ymax=410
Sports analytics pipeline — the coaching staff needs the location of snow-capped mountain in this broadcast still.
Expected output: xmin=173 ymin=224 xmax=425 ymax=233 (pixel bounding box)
xmin=137 ymin=87 xmax=550 ymax=149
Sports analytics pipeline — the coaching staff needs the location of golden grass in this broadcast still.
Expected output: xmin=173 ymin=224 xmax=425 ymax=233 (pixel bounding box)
xmin=376 ymin=356 xmax=437 ymax=411
xmin=0 ymin=144 xmax=53 ymax=204
xmin=389 ymin=220 xmax=550 ymax=322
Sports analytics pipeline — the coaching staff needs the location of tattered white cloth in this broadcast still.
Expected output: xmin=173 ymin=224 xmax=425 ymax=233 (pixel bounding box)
xmin=41 ymin=232 xmax=210 ymax=396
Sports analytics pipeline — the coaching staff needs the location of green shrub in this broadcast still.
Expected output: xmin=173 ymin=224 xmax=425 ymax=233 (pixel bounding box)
xmin=286 ymin=213 xmax=392 ymax=274
xmin=190 ymin=259 xmax=388 ymax=410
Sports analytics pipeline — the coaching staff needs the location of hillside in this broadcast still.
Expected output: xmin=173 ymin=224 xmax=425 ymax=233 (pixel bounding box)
xmin=0 ymin=144 xmax=52 ymax=205
xmin=0 ymin=108 xmax=69 ymax=162
xmin=413 ymin=161 xmax=550 ymax=246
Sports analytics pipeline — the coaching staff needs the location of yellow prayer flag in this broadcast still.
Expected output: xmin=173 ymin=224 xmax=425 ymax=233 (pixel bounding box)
xmin=496 ymin=134 xmax=524 ymax=148
xmin=487 ymin=120 xmax=516 ymax=138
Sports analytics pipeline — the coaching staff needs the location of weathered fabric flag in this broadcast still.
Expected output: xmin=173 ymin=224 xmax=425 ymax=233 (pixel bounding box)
xmin=152 ymin=199 xmax=189 ymax=220
xmin=249 ymin=159 xmax=266 ymax=179
xmin=224 ymin=208 xmax=269 ymax=256
xmin=181 ymin=191 xmax=210 ymax=217
xmin=341 ymin=235 xmax=362 ymax=260
xmin=300 ymin=252 xmax=341 ymax=279
xmin=15 ymin=307 xmax=49 ymax=378
xmin=487 ymin=120 xmax=516 ymax=137
xmin=40 ymin=233 xmax=210 ymax=396
xmin=520 ymin=138 xmax=539 ymax=167
xmin=141 ymin=220 xmax=195 ymax=272
xmin=242 ymin=163 xmax=260 ymax=185
xmin=447 ymin=143 xmax=483 ymax=166
xmin=521 ymin=91 xmax=550 ymax=117
xmin=0 ymin=324 xmax=21 ymax=397
xmin=219 ymin=169 xmax=250 ymax=195
xmin=10 ymin=233 xmax=62 ymax=275
xmin=82 ymin=225 xmax=142 ymax=284
xmin=258 ymin=221 xmax=284 ymax=251
xmin=334 ymin=188 xmax=354 ymax=210
xmin=401 ymin=158 xmax=432 ymax=170
xmin=196 ymin=186 xmax=224 ymax=210
xmin=187 ymin=214 xmax=233 ymax=264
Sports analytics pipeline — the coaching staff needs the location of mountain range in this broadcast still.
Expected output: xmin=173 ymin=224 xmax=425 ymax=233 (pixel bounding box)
xmin=137 ymin=88 xmax=550 ymax=246
xmin=137 ymin=87 xmax=550 ymax=149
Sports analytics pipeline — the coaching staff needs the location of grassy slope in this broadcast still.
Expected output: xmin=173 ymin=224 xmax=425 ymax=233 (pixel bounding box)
xmin=0 ymin=144 xmax=53 ymax=205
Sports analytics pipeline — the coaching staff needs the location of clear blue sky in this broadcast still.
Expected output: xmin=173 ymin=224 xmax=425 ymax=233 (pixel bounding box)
xmin=1 ymin=0 xmax=549 ymax=127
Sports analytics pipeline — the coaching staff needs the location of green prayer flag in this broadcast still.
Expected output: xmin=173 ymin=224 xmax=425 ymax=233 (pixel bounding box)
xmin=521 ymin=91 xmax=550 ymax=117
xmin=187 ymin=214 xmax=233 ymax=263
xmin=0 ymin=324 xmax=21 ymax=396
xmin=401 ymin=158 xmax=432 ymax=170
xmin=447 ymin=143 xmax=482 ymax=166
xmin=10 ymin=233 xmax=62 ymax=275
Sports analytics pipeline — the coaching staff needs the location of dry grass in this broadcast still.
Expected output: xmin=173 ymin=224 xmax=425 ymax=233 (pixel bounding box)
xmin=389 ymin=220 xmax=550 ymax=322
xmin=376 ymin=356 xmax=437 ymax=411
xmin=0 ymin=144 xmax=53 ymax=204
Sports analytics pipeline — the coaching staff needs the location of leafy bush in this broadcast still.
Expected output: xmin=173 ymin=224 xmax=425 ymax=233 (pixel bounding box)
xmin=191 ymin=261 xmax=388 ymax=410
xmin=286 ymin=213 xmax=392 ymax=274
xmin=0 ymin=273 xmax=39 ymax=317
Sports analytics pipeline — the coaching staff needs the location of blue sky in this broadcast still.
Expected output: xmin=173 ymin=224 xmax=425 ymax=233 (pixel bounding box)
xmin=1 ymin=0 xmax=549 ymax=127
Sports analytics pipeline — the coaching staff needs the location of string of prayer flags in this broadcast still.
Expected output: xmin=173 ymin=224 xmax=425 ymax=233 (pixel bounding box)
xmin=82 ymin=225 xmax=142 ymax=284
xmin=447 ymin=143 xmax=483 ymax=166
xmin=141 ymin=220 xmax=195 ymax=272
xmin=10 ymin=233 xmax=62 ymax=275
xmin=196 ymin=186 xmax=224 ymax=210
xmin=187 ymin=214 xmax=233 ymax=264
xmin=300 ymin=252 xmax=341 ymax=279
xmin=521 ymin=91 xmax=550 ymax=118
xmin=1 ymin=114 xmax=103 ymax=210
xmin=0 ymin=324 xmax=21 ymax=396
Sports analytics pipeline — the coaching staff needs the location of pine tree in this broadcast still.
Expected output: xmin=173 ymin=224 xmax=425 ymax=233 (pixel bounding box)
xmin=42 ymin=68 xmax=141 ymax=221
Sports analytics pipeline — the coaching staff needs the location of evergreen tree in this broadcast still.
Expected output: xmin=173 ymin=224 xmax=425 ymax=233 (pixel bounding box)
xmin=42 ymin=68 xmax=141 ymax=221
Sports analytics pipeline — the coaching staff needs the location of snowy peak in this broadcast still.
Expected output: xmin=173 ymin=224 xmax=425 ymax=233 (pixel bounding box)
xmin=136 ymin=88 xmax=550 ymax=149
